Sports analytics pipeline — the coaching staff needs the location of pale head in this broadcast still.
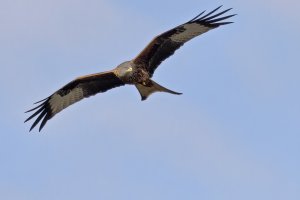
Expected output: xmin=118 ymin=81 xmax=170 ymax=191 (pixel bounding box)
xmin=114 ymin=61 xmax=134 ymax=78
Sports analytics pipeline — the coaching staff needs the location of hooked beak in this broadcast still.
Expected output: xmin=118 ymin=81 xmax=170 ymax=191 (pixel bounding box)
xmin=126 ymin=67 xmax=133 ymax=72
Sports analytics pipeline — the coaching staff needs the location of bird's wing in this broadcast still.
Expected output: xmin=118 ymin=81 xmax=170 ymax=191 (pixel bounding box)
xmin=132 ymin=6 xmax=235 ymax=76
xmin=25 ymin=70 xmax=125 ymax=132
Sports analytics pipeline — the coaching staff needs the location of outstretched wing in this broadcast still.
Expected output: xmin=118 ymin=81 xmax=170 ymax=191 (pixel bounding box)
xmin=132 ymin=6 xmax=235 ymax=76
xmin=25 ymin=71 xmax=125 ymax=132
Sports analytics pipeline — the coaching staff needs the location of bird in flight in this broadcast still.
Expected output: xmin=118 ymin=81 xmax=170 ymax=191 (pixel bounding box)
xmin=25 ymin=6 xmax=235 ymax=131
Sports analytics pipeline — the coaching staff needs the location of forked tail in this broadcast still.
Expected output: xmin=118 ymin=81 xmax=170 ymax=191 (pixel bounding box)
xmin=135 ymin=79 xmax=182 ymax=101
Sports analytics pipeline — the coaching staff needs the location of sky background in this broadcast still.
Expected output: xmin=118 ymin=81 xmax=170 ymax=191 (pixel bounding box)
xmin=1 ymin=0 xmax=300 ymax=199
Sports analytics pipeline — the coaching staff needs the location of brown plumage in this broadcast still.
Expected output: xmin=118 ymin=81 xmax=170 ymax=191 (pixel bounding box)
xmin=25 ymin=6 xmax=235 ymax=131
xmin=133 ymin=6 xmax=235 ymax=76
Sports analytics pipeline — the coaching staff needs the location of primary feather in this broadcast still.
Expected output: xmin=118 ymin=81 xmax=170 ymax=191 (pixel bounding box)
xmin=25 ymin=71 xmax=124 ymax=131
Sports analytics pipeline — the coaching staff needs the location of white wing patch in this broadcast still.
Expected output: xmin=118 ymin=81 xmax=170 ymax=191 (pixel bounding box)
xmin=170 ymin=23 xmax=211 ymax=43
xmin=49 ymin=87 xmax=84 ymax=115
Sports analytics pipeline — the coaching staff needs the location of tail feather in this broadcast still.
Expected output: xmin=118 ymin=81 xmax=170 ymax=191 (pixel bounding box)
xmin=135 ymin=79 xmax=182 ymax=101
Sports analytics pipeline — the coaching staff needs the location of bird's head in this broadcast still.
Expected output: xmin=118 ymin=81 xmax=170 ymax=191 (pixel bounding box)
xmin=115 ymin=61 xmax=133 ymax=78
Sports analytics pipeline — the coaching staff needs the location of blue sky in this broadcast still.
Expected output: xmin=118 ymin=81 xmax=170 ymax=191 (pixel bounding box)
xmin=1 ymin=0 xmax=299 ymax=199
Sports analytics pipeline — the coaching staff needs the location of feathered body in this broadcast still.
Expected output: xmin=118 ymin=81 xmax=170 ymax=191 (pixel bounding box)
xmin=114 ymin=61 xmax=150 ymax=85
xmin=25 ymin=6 xmax=235 ymax=131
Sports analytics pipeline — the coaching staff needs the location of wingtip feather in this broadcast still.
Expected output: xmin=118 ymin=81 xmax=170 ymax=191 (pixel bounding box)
xmin=189 ymin=10 xmax=206 ymax=22
xmin=39 ymin=113 xmax=50 ymax=132
xmin=34 ymin=97 xmax=49 ymax=104
xmin=198 ymin=6 xmax=223 ymax=20
xmin=208 ymin=14 xmax=236 ymax=24
xmin=188 ymin=6 xmax=235 ymax=27
xmin=29 ymin=110 xmax=47 ymax=132
xmin=25 ymin=103 xmax=44 ymax=113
